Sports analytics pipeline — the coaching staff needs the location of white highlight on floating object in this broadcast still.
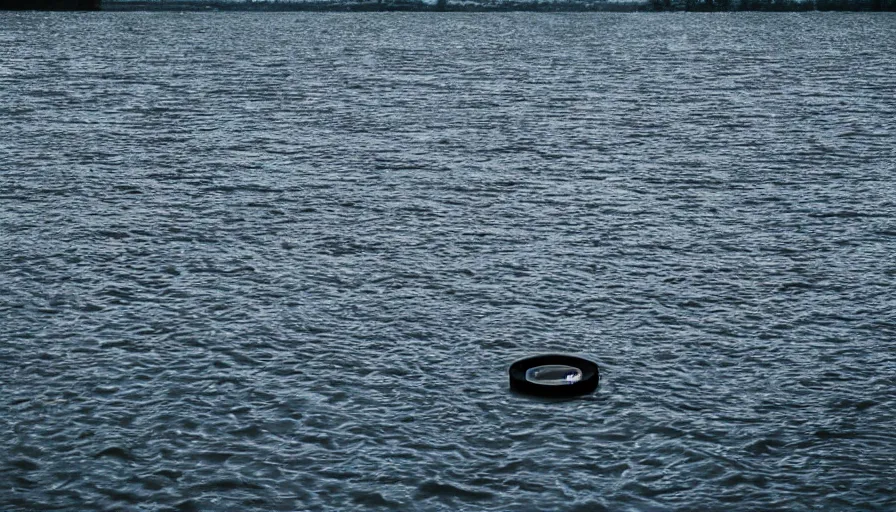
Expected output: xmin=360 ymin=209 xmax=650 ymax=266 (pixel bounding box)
xmin=525 ymin=364 xmax=583 ymax=386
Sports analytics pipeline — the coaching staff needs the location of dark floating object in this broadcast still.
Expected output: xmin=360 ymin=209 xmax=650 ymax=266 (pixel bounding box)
xmin=509 ymin=354 xmax=599 ymax=397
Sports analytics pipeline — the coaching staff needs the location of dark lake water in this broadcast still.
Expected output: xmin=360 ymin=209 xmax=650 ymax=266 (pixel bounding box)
xmin=2 ymin=11 xmax=895 ymax=511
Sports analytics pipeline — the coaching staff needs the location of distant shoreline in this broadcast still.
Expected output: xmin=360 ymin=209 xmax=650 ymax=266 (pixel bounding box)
xmin=100 ymin=1 xmax=650 ymax=11
xmin=2 ymin=0 xmax=893 ymax=11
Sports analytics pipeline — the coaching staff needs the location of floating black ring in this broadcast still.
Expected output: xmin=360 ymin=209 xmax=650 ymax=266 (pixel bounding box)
xmin=509 ymin=354 xmax=599 ymax=397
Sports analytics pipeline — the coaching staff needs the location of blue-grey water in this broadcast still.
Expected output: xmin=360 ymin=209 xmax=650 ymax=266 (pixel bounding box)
xmin=2 ymin=11 xmax=895 ymax=511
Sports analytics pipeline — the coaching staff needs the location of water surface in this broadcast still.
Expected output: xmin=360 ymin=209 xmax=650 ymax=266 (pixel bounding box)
xmin=1 ymin=11 xmax=895 ymax=511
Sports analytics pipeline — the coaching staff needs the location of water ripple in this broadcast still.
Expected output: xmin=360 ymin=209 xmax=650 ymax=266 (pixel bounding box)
xmin=2 ymin=10 xmax=895 ymax=512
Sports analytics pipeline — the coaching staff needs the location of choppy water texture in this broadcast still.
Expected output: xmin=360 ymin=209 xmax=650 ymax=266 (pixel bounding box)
xmin=2 ymin=11 xmax=895 ymax=511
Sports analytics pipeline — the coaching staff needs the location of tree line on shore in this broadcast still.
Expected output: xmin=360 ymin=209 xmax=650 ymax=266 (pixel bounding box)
xmin=67 ymin=0 xmax=896 ymax=11
xmin=650 ymin=0 xmax=894 ymax=11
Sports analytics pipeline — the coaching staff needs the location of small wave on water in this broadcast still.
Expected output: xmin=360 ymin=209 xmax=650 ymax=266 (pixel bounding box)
xmin=1 ymin=11 xmax=895 ymax=512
